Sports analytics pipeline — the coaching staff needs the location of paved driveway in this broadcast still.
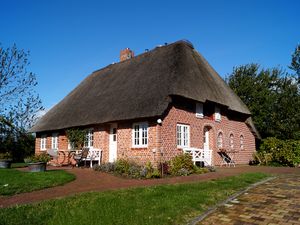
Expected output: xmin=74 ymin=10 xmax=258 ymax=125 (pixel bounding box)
xmin=199 ymin=175 xmax=300 ymax=225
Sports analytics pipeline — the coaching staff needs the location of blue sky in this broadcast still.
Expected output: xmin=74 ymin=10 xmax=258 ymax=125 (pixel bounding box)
xmin=1 ymin=0 xmax=299 ymax=110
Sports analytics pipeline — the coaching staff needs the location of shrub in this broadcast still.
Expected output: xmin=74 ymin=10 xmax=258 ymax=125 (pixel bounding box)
xmin=0 ymin=152 xmax=12 ymax=160
xmin=128 ymin=165 xmax=142 ymax=178
xmin=158 ymin=162 xmax=170 ymax=175
xmin=194 ymin=167 xmax=210 ymax=174
xmin=169 ymin=153 xmax=195 ymax=175
xmin=115 ymin=159 xmax=131 ymax=174
xmin=27 ymin=153 xmax=51 ymax=163
xmin=151 ymin=169 xmax=161 ymax=178
xmin=258 ymin=137 xmax=300 ymax=167
xmin=177 ymin=168 xmax=190 ymax=176
xmin=94 ymin=162 xmax=116 ymax=173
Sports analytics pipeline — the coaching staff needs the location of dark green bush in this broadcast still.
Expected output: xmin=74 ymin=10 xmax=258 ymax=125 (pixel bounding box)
xmin=115 ymin=159 xmax=131 ymax=174
xmin=169 ymin=153 xmax=195 ymax=176
xmin=258 ymin=137 xmax=300 ymax=166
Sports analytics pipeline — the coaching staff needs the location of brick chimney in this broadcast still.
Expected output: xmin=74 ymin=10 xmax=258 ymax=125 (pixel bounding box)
xmin=120 ymin=48 xmax=134 ymax=62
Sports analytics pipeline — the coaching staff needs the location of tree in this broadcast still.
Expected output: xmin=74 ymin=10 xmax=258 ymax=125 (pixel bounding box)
xmin=227 ymin=64 xmax=300 ymax=140
xmin=289 ymin=44 xmax=300 ymax=83
xmin=0 ymin=43 xmax=43 ymax=131
xmin=0 ymin=43 xmax=43 ymax=159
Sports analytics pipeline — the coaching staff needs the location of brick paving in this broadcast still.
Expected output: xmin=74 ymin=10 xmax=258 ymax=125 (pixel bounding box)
xmin=198 ymin=175 xmax=300 ymax=225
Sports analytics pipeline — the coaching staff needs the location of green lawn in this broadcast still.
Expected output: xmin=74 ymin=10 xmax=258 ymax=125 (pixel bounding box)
xmin=11 ymin=162 xmax=28 ymax=168
xmin=0 ymin=169 xmax=75 ymax=196
xmin=0 ymin=173 xmax=269 ymax=225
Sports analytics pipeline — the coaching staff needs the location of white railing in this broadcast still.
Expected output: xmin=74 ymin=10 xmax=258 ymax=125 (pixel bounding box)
xmin=183 ymin=147 xmax=212 ymax=166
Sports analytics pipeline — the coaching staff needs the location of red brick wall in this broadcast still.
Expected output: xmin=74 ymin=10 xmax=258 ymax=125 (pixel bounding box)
xmin=160 ymin=105 xmax=256 ymax=165
xmin=34 ymin=105 xmax=256 ymax=167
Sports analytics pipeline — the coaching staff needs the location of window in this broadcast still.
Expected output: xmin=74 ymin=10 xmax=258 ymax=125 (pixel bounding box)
xmin=240 ymin=135 xmax=244 ymax=150
xmin=132 ymin=122 xmax=148 ymax=147
xmin=40 ymin=135 xmax=47 ymax=150
xmin=196 ymin=103 xmax=204 ymax=118
xmin=68 ymin=140 xmax=75 ymax=150
xmin=51 ymin=133 xmax=58 ymax=149
xmin=215 ymin=106 xmax=221 ymax=122
xmin=217 ymin=132 xmax=223 ymax=148
xmin=84 ymin=129 xmax=94 ymax=148
xmin=229 ymin=133 xmax=234 ymax=149
xmin=177 ymin=124 xmax=190 ymax=148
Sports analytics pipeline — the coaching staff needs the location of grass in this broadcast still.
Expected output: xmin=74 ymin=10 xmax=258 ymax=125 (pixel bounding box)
xmin=0 ymin=172 xmax=269 ymax=225
xmin=11 ymin=162 xmax=27 ymax=168
xmin=0 ymin=169 xmax=75 ymax=196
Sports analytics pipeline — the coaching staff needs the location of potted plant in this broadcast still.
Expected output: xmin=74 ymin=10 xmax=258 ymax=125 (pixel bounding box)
xmin=27 ymin=153 xmax=51 ymax=172
xmin=0 ymin=152 xmax=13 ymax=169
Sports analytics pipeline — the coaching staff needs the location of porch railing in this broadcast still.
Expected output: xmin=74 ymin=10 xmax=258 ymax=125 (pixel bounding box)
xmin=183 ymin=147 xmax=212 ymax=166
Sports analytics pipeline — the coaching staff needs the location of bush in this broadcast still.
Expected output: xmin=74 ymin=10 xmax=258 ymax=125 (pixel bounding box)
xmin=194 ymin=167 xmax=210 ymax=174
xmin=177 ymin=168 xmax=190 ymax=176
xmin=148 ymin=169 xmax=161 ymax=178
xmin=169 ymin=153 xmax=195 ymax=176
xmin=27 ymin=153 xmax=51 ymax=163
xmin=94 ymin=162 xmax=116 ymax=173
xmin=128 ymin=165 xmax=142 ymax=178
xmin=257 ymin=137 xmax=300 ymax=167
xmin=115 ymin=159 xmax=131 ymax=175
xmin=158 ymin=162 xmax=170 ymax=175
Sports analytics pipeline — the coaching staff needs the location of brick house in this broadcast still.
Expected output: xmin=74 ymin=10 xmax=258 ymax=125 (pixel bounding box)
xmin=30 ymin=40 xmax=259 ymax=166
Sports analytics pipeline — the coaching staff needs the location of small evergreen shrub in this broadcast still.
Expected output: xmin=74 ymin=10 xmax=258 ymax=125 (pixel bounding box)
xmin=169 ymin=153 xmax=195 ymax=175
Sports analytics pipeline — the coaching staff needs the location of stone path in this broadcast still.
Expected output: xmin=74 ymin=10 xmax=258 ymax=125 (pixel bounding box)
xmin=0 ymin=165 xmax=299 ymax=208
xmin=198 ymin=175 xmax=300 ymax=225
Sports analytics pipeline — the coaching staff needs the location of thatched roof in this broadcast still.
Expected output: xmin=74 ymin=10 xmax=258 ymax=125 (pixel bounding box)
xmin=30 ymin=40 xmax=252 ymax=133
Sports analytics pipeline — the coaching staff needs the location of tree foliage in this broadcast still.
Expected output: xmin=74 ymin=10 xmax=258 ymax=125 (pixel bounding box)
xmin=0 ymin=43 xmax=43 ymax=130
xmin=289 ymin=44 xmax=300 ymax=82
xmin=227 ymin=64 xmax=300 ymax=140
xmin=0 ymin=43 xmax=43 ymax=160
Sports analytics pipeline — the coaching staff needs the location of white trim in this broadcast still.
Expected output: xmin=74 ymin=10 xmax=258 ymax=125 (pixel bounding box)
xmin=229 ymin=133 xmax=234 ymax=149
xmin=84 ymin=129 xmax=94 ymax=148
xmin=215 ymin=106 xmax=221 ymax=122
xmin=177 ymin=124 xmax=190 ymax=148
xmin=196 ymin=103 xmax=204 ymax=118
xmin=40 ymin=135 xmax=47 ymax=151
xmin=240 ymin=134 xmax=244 ymax=150
xmin=51 ymin=133 xmax=58 ymax=150
xmin=217 ymin=131 xmax=223 ymax=148
xmin=132 ymin=122 xmax=148 ymax=148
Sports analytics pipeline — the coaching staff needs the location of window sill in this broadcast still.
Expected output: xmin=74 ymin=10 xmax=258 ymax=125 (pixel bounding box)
xmin=131 ymin=147 xmax=148 ymax=150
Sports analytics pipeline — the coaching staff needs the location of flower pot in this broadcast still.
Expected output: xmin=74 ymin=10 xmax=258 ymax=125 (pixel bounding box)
xmin=28 ymin=162 xmax=47 ymax=172
xmin=0 ymin=159 xmax=12 ymax=169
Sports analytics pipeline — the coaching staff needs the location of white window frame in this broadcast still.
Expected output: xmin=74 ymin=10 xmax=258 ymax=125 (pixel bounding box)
xmin=229 ymin=133 xmax=234 ymax=149
xmin=132 ymin=122 xmax=148 ymax=148
xmin=40 ymin=135 xmax=47 ymax=151
xmin=215 ymin=106 xmax=221 ymax=122
xmin=196 ymin=103 xmax=204 ymax=118
xmin=68 ymin=140 xmax=75 ymax=150
xmin=217 ymin=132 xmax=223 ymax=149
xmin=240 ymin=135 xmax=244 ymax=150
xmin=84 ymin=129 xmax=94 ymax=148
xmin=177 ymin=124 xmax=190 ymax=148
xmin=51 ymin=133 xmax=58 ymax=150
